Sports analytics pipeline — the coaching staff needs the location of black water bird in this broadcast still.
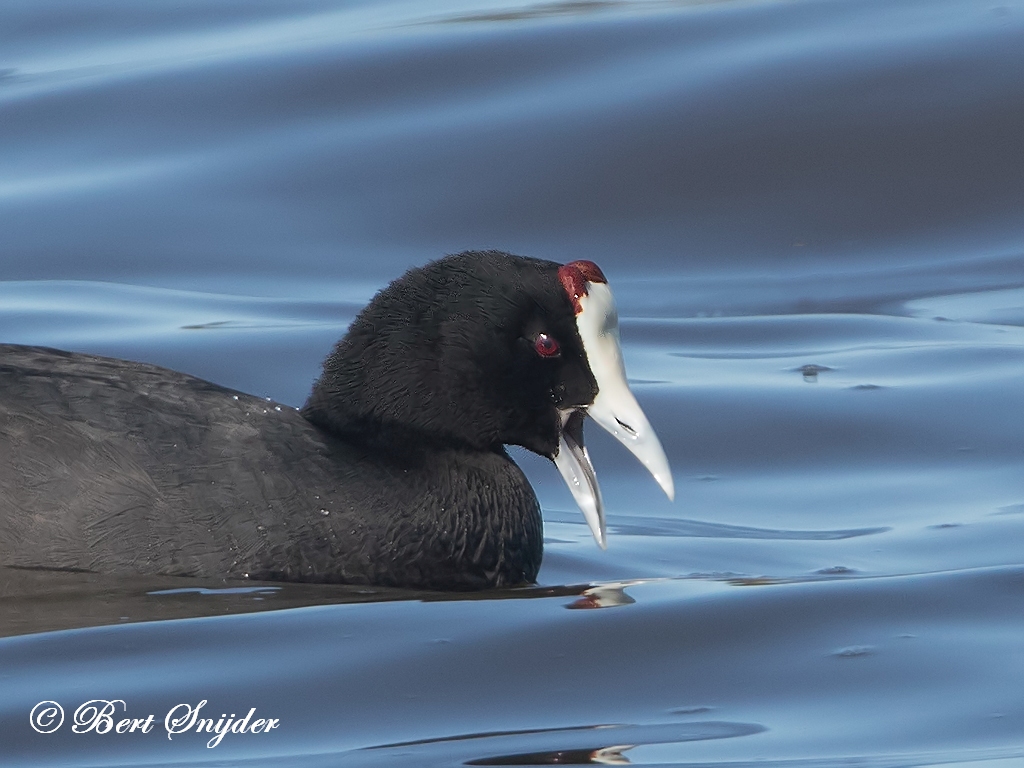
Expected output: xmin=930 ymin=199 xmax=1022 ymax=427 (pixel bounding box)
xmin=0 ymin=252 xmax=673 ymax=590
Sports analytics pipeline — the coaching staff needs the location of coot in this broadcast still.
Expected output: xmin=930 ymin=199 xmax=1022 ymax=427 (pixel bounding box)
xmin=0 ymin=251 xmax=672 ymax=590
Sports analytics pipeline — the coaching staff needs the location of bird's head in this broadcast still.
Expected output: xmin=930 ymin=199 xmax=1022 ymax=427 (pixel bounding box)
xmin=303 ymin=250 xmax=674 ymax=547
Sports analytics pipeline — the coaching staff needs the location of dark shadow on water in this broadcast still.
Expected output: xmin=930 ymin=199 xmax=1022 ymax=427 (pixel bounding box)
xmin=608 ymin=513 xmax=889 ymax=540
xmin=367 ymin=721 xmax=766 ymax=765
xmin=0 ymin=556 xmax=892 ymax=639
xmin=413 ymin=0 xmax=748 ymax=26
xmin=0 ymin=566 xmax=604 ymax=639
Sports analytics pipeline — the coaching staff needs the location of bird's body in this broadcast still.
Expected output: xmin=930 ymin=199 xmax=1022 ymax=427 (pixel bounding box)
xmin=0 ymin=252 xmax=671 ymax=590
xmin=0 ymin=345 xmax=540 ymax=590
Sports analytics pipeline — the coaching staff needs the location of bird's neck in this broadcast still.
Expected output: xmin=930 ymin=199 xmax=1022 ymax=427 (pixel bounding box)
xmin=302 ymin=405 xmax=490 ymax=461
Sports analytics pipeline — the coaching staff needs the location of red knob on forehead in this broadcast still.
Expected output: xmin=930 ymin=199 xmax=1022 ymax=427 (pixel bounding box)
xmin=557 ymin=260 xmax=607 ymax=315
xmin=567 ymin=260 xmax=607 ymax=284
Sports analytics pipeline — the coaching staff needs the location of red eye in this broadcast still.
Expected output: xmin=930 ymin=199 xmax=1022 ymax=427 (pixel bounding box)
xmin=534 ymin=333 xmax=560 ymax=358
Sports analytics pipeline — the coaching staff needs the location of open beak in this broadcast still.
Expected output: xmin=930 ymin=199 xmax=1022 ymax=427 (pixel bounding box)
xmin=553 ymin=280 xmax=674 ymax=549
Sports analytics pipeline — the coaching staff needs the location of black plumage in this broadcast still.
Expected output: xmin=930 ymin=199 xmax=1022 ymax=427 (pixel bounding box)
xmin=0 ymin=252 xmax=601 ymax=590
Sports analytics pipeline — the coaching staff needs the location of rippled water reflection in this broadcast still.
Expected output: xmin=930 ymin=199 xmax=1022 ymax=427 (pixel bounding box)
xmin=3 ymin=0 xmax=1024 ymax=764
